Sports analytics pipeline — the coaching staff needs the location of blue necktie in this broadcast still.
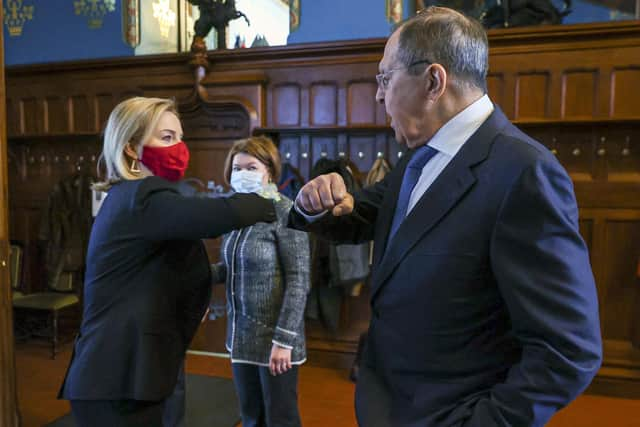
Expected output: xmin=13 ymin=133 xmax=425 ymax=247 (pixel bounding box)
xmin=388 ymin=144 xmax=438 ymax=242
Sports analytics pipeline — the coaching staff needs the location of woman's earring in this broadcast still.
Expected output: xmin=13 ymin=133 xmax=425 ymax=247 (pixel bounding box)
xmin=130 ymin=158 xmax=141 ymax=173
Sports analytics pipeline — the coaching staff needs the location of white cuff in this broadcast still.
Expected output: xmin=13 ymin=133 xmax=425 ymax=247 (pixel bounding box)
xmin=294 ymin=195 xmax=328 ymax=223
xmin=272 ymin=339 xmax=294 ymax=350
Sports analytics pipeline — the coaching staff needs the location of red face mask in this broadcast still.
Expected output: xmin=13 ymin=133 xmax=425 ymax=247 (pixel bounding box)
xmin=140 ymin=141 xmax=190 ymax=182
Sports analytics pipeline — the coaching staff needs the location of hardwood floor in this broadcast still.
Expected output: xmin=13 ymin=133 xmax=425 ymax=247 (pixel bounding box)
xmin=14 ymin=340 xmax=640 ymax=427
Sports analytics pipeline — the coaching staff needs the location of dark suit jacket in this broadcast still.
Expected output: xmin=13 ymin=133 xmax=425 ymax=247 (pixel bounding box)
xmin=290 ymin=108 xmax=602 ymax=426
xmin=60 ymin=176 xmax=275 ymax=401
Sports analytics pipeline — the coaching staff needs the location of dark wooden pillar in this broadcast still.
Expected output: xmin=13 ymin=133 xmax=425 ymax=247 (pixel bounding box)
xmin=0 ymin=5 xmax=20 ymax=426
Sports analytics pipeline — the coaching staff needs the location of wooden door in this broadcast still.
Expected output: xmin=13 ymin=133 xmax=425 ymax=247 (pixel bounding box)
xmin=0 ymin=5 xmax=21 ymax=426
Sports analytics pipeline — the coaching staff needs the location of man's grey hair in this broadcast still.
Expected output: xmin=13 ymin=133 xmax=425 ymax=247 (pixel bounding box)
xmin=396 ymin=7 xmax=488 ymax=92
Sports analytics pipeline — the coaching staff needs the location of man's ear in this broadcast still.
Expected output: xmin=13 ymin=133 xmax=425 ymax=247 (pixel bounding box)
xmin=424 ymin=64 xmax=447 ymax=100
xmin=124 ymin=143 xmax=139 ymax=160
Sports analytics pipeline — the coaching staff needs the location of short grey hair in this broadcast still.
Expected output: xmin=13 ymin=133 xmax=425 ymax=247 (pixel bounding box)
xmin=396 ymin=6 xmax=488 ymax=92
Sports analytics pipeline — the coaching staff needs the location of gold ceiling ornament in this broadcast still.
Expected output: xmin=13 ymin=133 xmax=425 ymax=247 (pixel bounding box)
xmin=74 ymin=0 xmax=116 ymax=29
xmin=122 ymin=0 xmax=140 ymax=48
xmin=3 ymin=0 xmax=34 ymax=37
xmin=386 ymin=0 xmax=402 ymax=24
xmin=152 ymin=0 xmax=176 ymax=39
xmin=289 ymin=0 xmax=300 ymax=32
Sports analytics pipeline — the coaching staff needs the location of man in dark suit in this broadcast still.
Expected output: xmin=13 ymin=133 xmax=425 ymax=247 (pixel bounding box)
xmin=290 ymin=7 xmax=602 ymax=427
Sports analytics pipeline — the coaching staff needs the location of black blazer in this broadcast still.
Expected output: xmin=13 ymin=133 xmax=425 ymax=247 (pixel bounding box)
xmin=60 ymin=176 xmax=275 ymax=401
xmin=290 ymin=107 xmax=602 ymax=426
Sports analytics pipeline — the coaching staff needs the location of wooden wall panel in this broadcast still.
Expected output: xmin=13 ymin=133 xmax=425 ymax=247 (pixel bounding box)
xmin=44 ymin=96 xmax=68 ymax=134
xmin=273 ymin=84 xmax=301 ymax=126
xmin=487 ymin=73 xmax=505 ymax=109
xmin=605 ymin=131 xmax=639 ymax=183
xmin=347 ymin=82 xmax=377 ymax=125
xmin=310 ymin=83 xmax=337 ymax=126
xmin=0 ymin=6 xmax=19 ymax=422
xmin=611 ymin=67 xmax=640 ymax=118
xmin=71 ymin=95 xmax=93 ymax=133
xmin=554 ymin=128 xmax=597 ymax=182
xmin=297 ymin=135 xmax=312 ymax=179
xmin=578 ymin=219 xmax=594 ymax=258
xmin=21 ymin=98 xmax=41 ymax=134
xmin=279 ymin=136 xmax=301 ymax=169
xmin=562 ymin=70 xmax=597 ymax=118
xmin=311 ymin=135 xmax=337 ymax=163
xmin=515 ymin=72 xmax=550 ymax=119
xmin=348 ymin=135 xmax=377 ymax=173
xmin=95 ymin=94 xmax=116 ymax=132
xmin=600 ymin=219 xmax=640 ymax=344
xmin=6 ymin=99 xmax=18 ymax=136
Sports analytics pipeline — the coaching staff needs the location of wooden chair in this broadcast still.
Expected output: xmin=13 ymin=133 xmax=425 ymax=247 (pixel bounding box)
xmin=9 ymin=244 xmax=24 ymax=301
xmin=12 ymin=268 xmax=80 ymax=359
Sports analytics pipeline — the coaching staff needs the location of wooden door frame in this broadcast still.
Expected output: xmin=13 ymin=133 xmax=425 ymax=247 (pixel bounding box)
xmin=0 ymin=5 xmax=20 ymax=426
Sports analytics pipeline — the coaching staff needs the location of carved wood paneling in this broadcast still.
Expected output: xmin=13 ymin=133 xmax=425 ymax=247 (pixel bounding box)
xmin=555 ymin=129 xmax=597 ymax=183
xmin=44 ymin=96 xmax=68 ymax=133
xmin=605 ymin=128 xmax=639 ymax=183
xmin=515 ymin=72 xmax=550 ymax=119
xmin=21 ymin=98 xmax=41 ymax=134
xmin=562 ymin=70 xmax=598 ymax=118
xmin=0 ymin=4 xmax=19 ymax=421
xmin=347 ymin=81 xmax=377 ymax=125
xmin=273 ymin=84 xmax=301 ymax=126
xmin=487 ymin=73 xmax=505 ymax=109
xmin=311 ymin=135 xmax=338 ymax=162
xmin=298 ymin=135 xmax=312 ymax=179
xmin=578 ymin=219 xmax=594 ymax=261
xmin=611 ymin=67 xmax=640 ymax=118
xmin=279 ymin=136 xmax=301 ymax=169
xmin=310 ymin=83 xmax=338 ymax=126
xmin=6 ymin=98 xmax=18 ymax=136
xmin=95 ymin=94 xmax=116 ymax=132
xmin=71 ymin=95 xmax=93 ymax=133
xmin=600 ymin=219 xmax=640 ymax=345
xmin=349 ymin=135 xmax=377 ymax=173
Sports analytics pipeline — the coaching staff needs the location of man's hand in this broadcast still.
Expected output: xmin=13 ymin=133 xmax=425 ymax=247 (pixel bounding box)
xmin=269 ymin=344 xmax=293 ymax=376
xmin=297 ymin=172 xmax=354 ymax=216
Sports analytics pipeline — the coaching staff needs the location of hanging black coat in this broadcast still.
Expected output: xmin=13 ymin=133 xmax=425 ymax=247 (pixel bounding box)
xmin=38 ymin=172 xmax=94 ymax=292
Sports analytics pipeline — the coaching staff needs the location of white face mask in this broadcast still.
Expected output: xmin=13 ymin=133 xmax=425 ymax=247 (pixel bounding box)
xmin=230 ymin=170 xmax=264 ymax=193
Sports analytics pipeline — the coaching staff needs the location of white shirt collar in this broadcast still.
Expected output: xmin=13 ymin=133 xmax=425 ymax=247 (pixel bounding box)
xmin=428 ymin=94 xmax=494 ymax=157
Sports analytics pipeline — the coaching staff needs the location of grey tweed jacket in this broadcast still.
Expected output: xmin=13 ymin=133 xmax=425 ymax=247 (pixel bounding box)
xmin=212 ymin=195 xmax=310 ymax=365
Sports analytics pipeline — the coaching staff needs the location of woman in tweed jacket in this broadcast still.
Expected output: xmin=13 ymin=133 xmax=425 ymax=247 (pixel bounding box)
xmin=212 ymin=136 xmax=310 ymax=427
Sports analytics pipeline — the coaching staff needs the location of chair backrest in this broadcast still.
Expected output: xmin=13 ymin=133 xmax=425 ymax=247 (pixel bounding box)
xmin=9 ymin=244 xmax=22 ymax=292
xmin=51 ymin=272 xmax=75 ymax=292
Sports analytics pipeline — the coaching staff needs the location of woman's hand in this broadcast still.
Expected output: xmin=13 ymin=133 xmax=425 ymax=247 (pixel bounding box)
xmin=269 ymin=344 xmax=292 ymax=376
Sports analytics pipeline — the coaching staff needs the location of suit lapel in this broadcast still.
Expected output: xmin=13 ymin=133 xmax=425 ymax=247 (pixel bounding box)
xmin=370 ymin=106 xmax=508 ymax=300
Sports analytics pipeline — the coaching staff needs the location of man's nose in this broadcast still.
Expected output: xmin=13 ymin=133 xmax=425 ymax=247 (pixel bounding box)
xmin=375 ymin=86 xmax=385 ymax=104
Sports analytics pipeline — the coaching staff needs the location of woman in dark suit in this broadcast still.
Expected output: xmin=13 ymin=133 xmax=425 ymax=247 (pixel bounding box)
xmin=59 ymin=97 xmax=276 ymax=426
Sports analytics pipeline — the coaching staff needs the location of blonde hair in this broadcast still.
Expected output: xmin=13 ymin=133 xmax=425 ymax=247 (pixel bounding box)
xmin=223 ymin=136 xmax=281 ymax=186
xmin=93 ymin=97 xmax=179 ymax=191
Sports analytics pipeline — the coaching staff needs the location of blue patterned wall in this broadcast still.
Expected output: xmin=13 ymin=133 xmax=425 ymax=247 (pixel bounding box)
xmin=4 ymin=0 xmax=133 ymax=66
xmin=287 ymin=0 xmax=415 ymax=44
